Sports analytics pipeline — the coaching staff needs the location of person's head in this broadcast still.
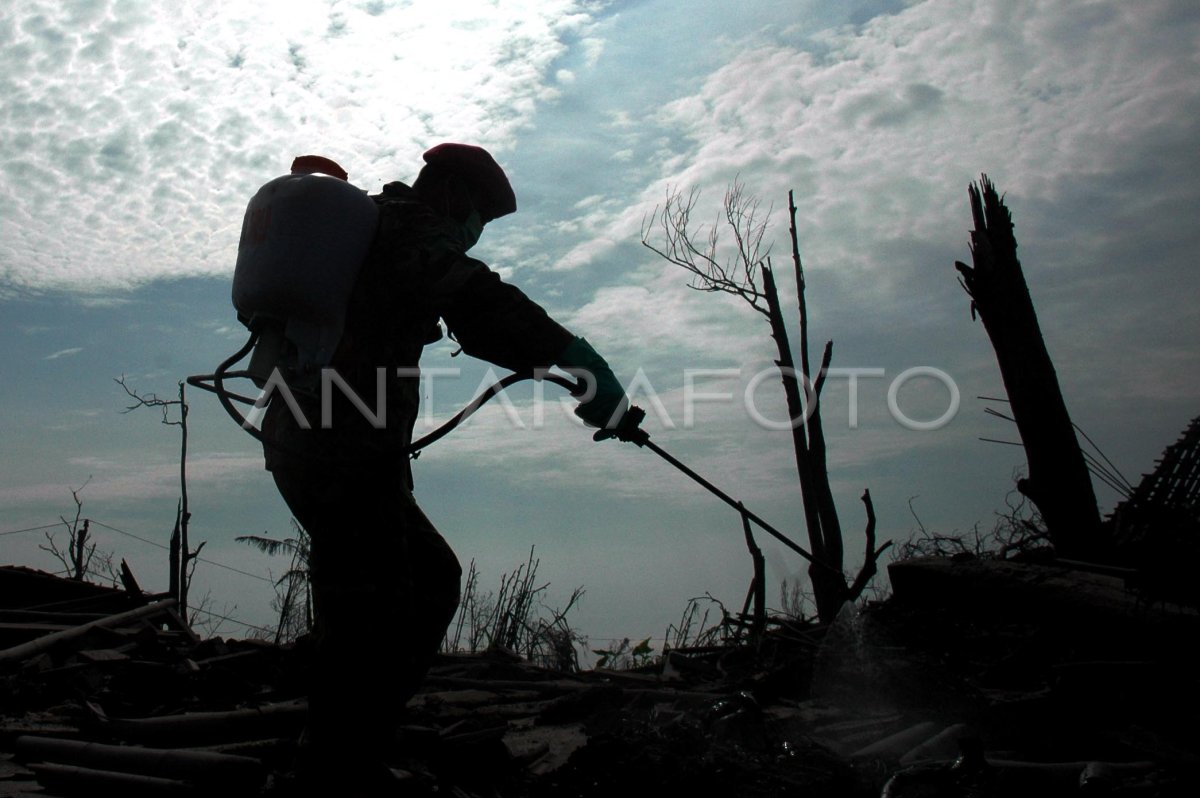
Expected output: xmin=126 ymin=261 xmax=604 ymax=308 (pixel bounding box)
xmin=413 ymin=143 xmax=516 ymax=225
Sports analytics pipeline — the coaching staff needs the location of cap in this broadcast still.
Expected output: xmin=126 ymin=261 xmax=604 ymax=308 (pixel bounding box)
xmin=421 ymin=143 xmax=516 ymax=221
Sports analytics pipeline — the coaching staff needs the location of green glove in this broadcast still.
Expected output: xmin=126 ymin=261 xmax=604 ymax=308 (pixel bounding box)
xmin=555 ymin=337 xmax=628 ymax=433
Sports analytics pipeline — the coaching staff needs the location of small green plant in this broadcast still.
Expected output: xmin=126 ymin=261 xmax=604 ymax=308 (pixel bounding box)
xmin=592 ymin=636 xmax=655 ymax=670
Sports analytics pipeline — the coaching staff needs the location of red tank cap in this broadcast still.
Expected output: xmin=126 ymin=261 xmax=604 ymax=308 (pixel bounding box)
xmin=291 ymin=155 xmax=349 ymax=181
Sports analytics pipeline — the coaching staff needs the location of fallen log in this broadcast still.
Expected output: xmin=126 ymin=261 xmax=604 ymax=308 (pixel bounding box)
xmin=16 ymin=736 xmax=265 ymax=790
xmin=850 ymin=720 xmax=941 ymax=762
xmin=96 ymin=700 xmax=307 ymax=747
xmin=29 ymin=762 xmax=199 ymax=797
xmin=899 ymin=722 xmax=975 ymax=765
xmin=423 ymin=675 xmax=594 ymax=692
xmin=0 ymin=610 xmax=111 ymax=624
xmin=0 ymin=599 xmax=176 ymax=665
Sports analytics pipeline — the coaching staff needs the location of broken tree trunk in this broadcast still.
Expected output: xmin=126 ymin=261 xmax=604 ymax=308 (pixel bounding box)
xmin=739 ymin=506 xmax=767 ymax=636
xmin=169 ymin=504 xmax=181 ymax=607
xmin=955 ymin=175 xmax=1102 ymax=559
xmin=789 ymin=191 xmax=844 ymax=574
xmin=761 ymin=265 xmax=847 ymax=621
xmin=72 ymin=519 xmax=90 ymax=581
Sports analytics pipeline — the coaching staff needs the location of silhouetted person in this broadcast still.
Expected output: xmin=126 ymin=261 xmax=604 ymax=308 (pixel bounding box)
xmin=258 ymin=144 xmax=626 ymax=794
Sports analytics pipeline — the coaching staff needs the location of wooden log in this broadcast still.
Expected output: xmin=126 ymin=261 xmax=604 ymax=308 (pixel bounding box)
xmin=0 ymin=610 xmax=111 ymax=624
xmin=164 ymin=607 xmax=201 ymax=644
xmin=850 ymin=720 xmax=941 ymax=762
xmin=0 ymin=622 xmax=76 ymax=635
xmin=16 ymin=736 xmax=265 ymax=789
xmin=0 ymin=599 xmax=176 ymax=665
xmin=423 ymin=675 xmax=594 ymax=693
xmin=181 ymin=738 xmax=291 ymax=759
xmin=899 ymin=722 xmax=975 ymax=765
xmin=29 ymin=762 xmax=199 ymax=796
xmin=99 ymin=700 xmax=307 ymax=747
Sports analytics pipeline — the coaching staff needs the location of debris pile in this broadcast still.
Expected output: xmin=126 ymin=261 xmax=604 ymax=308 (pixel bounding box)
xmin=3 ymin=555 xmax=1199 ymax=796
xmin=1107 ymin=414 xmax=1200 ymax=609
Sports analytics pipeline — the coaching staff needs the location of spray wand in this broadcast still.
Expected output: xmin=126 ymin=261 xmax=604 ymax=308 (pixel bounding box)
xmin=598 ymin=405 xmax=823 ymax=568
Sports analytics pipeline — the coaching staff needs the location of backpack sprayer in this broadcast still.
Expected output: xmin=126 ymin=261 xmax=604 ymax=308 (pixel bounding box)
xmin=188 ymin=158 xmax=823 ymax=570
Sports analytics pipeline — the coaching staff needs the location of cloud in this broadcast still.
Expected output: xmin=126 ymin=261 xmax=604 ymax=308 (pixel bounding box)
xmin=0 ymin=452 xmax=264 ymax=506
xmin=0 ymin=0 xmax=601 ymax=292
xmin=557 ymin=0 xmax=1200 ymax=302
xmin=549 ymin=0 xmax=1200 ymax=456
xmin=415 ymin=0 xmax=1193 ymax=551
xmin=565 ymin=268 xmax=761 ymax=367
xmin=4 ymin=0 xmax=1198 ymax=605
xmin=44 ymin=347 xmax=83 ymax=360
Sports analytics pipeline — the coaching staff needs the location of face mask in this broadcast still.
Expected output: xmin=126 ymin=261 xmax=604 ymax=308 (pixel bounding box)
xmin=457 ymin=209 xmax=484 ymax=252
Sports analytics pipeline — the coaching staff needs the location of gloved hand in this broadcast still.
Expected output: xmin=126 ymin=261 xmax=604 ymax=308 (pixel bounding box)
xmin=555 ymin=337 xmax=628 ymax=434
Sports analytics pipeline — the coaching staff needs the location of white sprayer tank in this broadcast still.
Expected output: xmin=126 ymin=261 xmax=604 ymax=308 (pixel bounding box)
xmin=232 ymin=159 xmax=379 ymax=374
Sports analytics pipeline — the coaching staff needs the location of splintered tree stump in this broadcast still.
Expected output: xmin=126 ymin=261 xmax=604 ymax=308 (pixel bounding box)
xmin=955 ymin=175 xmax=1102 ymax=559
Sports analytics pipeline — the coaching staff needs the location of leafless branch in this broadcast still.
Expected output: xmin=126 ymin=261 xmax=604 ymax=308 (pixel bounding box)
xmin=641 ymin=181 xmax=774 ymax=317
xmin=40 ymin=483 xmax=89 ymax=577
xmin=39 ymin=529 xmax=75 ymax=578
xmin=115 ymin=375 xmax=184 ymax=426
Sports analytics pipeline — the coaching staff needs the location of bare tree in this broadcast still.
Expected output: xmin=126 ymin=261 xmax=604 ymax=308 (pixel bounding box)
xmin=642 ymin=181 xmax=889 ymax=623
xmin=116 ymin=376 xmax=202 ymax=616
xmin=39 ymin=479 xmax=118 ymax=585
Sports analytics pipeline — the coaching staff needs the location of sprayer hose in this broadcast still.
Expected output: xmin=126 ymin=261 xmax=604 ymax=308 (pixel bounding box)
xmin=187 ymin=333 xmax=582 ymax=459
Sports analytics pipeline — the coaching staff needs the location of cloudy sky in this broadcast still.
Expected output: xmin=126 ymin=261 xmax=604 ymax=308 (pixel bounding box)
xmin=2 ymin=0 xmax=1198 ymax=647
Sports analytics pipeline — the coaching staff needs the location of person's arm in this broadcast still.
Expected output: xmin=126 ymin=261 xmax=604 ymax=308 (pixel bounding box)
xmin=427 ymin=254 xmax=627 ymax=432
xmin=429 ymin=254 xmax=573 ymax=373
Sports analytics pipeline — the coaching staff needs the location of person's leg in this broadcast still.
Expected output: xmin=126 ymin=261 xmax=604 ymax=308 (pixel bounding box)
xmin=393 ymin=500 xmax=462 ymax=707
xmin=270 ymin=465 xmax=460 ymax=768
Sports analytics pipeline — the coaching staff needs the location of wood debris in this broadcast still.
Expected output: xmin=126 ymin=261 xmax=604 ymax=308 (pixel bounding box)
xmin=2 ymin=556 xmax=1198 ymax=797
